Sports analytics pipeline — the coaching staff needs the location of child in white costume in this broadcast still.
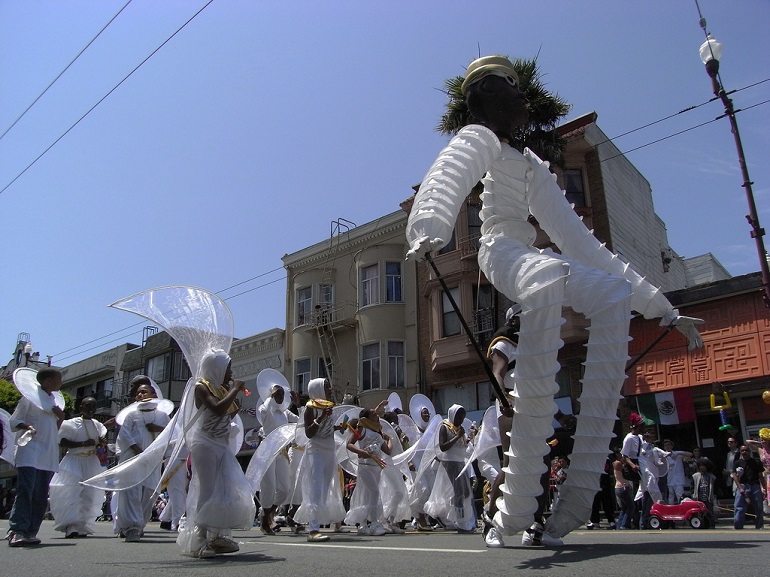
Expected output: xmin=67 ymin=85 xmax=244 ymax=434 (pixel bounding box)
xmin=49 ymin=396 xmax=107 ymax=538
xmin=177 ymin=349 xmax=255 ymax=558
xmin=113 ymin=382 xmax=169 ymax=542
xmin=293 ymin=378 xmax=346 ymax=542
xmin=424 ymin=404 xmax=477 ymax=533
xmin=8 ymin=368 xmax=65 ymax=547
xmin=344 ymin=409 xmax=393 ymax=535
xmin=406 ymin=55 xmax=703 ymax=539
xmin=257 ymin=382 xmax=298 ymax=534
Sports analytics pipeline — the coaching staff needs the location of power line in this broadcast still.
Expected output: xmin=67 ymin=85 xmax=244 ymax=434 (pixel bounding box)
xmin=600 ymin=97 xmax=769 ymax=164
xmin=595 ymin=77 xmax=769 ymax=146
xmin=0 ymin=0 xmax=133 ymax=143
xmin=50 ymin=270 xmax=287 ymax=362
xmin=0 ymin=0 xmax=214 ymax=197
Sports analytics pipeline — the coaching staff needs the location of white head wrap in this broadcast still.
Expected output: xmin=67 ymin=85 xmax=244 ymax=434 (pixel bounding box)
xmin=307 ymin=378 xmax=327 ymax=400
xmin=200 ymin=349 xmax=231 ymax=386
xmin=447 ymin=404 xmax=464 ymax=425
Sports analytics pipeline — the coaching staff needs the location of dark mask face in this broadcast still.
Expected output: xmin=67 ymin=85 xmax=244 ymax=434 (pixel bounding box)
xmin=466 ymin=75 xmax=529 ymax=139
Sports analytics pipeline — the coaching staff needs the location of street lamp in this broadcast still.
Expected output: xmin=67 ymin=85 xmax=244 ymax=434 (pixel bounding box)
xmin=21 ymin=340 xmax=51 ymax=367
xmin=698 ymin=24 xmax=770 ymax=308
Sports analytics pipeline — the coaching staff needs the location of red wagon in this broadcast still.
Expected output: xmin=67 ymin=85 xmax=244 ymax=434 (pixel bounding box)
xmin=648 ymin=499 xmax=708 ymax=529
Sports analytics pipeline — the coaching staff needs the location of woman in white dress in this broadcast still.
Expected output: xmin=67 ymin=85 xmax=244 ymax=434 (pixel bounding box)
xmin=424 ymin=404 xmax=476 ymax=533
xmin=293 ymin=378 xmax=346 ymax=542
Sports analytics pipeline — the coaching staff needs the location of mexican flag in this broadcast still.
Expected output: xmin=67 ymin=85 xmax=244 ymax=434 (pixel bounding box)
xmin=637 ymin=388 xmax=696 ymax=425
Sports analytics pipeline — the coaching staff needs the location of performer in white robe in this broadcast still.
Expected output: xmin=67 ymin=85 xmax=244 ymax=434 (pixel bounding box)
xmin=49 ymin=397 xmax=107 ymax=537
xmin=293 ymin=378 xmax=346 ymax=542
xmin=344 ymin=409 xmax=392 ymax=535
xmin=257 ymin=380 xmax=297 ymax=535
xmin=406 ymin=55 xmax=703 ymax=540
xmin=406 ymin=394 xmax=439 ymax=530
xmin=424 ymin=404 xmax=476 ymax=532
xmin=177 ymin=349 xmax=255 ymax=558
xmin=112 ymin=381 xmax=169 ymax=542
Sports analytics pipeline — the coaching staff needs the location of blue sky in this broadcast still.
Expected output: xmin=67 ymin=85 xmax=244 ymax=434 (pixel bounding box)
xmin=2 ymin=0 xmax=768 ymax=366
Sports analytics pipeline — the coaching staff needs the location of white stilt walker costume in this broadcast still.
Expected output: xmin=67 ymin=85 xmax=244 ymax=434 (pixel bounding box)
xmin=406 ymin=56 xmax=702 ymax=539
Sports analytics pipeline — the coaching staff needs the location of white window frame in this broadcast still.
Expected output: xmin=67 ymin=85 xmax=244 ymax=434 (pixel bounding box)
xmin=360 ymin=264 xmax=380 ymax=307
xmin=385 ymin=261 xmax=403 ymax=303
xmin=296 ymin=286 xmax=312 ymax=326
xmin=295 ymin=358 xmax=311 ymax=393
xmin=442 ymin=288 xmax=461 ymax=337
xmin=387 ymin=340 xmax=405 ymax=389
xmin=361 ymin=342 xmax=381 ymax=391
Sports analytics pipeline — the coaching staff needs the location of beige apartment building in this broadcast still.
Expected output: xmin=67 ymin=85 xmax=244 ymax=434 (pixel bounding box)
xmin=282 ymin=213 xmax=418 ymax=410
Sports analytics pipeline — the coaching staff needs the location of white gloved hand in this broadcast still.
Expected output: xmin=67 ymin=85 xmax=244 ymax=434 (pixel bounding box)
xmin=405 ymin=236 xmax=444 ymax=262
xmin=661 ymin=309 xmax=704 ymax=351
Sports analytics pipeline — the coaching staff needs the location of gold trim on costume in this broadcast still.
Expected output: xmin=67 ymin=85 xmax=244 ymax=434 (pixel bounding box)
xmin=199 ymin=378 xmax=239 ymax=415
xmin=306 ymin=398 xmax=334 ymax=410
xmin=486 ymin=336 xmax=515 ymax=359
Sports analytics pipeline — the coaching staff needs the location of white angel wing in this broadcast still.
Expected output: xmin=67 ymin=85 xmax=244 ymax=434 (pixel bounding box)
xmin=83 ymin=286 xmax=234 ymax=492
xmin=458 ymin=405 xmax=500 ymax=478
xmin=244 ymin=423 xmax=297 ymax=493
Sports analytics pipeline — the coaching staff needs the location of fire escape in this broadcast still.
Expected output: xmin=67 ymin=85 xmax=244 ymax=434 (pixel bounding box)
xmin=313 ymin=218 xmax=356 ymax=402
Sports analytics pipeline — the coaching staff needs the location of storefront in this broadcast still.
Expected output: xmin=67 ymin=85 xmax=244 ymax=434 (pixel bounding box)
xmin=625 ymin=274 xmax=770 ymax=495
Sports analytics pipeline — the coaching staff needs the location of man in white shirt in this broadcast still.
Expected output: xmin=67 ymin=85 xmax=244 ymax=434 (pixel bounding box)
xmin=8 ymin=368 xmax=65 ymax=547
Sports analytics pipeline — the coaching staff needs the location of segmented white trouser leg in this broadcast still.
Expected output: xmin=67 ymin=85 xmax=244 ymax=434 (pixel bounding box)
xmin=479 ymin=235 xmax=567 ymax=535
xmin=544 ymin=261 xmax=632 ymax=538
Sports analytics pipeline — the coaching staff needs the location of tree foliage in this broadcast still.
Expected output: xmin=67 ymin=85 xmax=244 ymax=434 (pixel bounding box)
xmin=0 ymin=379 xmax=21 ymax=413
xmin=0 ymin=378 xmax=75 ymax=415
xmin=435 ymin=56 xmax=571 ymax=167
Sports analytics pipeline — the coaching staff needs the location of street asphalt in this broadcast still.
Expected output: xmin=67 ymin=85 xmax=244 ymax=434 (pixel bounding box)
xmin=2 ymin=519 xmax=767 ymax=577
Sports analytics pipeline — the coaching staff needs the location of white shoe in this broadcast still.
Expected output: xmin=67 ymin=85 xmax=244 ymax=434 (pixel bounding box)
xmin=369 ymin=522 xmax=387 ymax=536
xmin=484 ymin=527 xmax=505 ymax=548
xmin=210 ymin=536 xmax=239 ymax=554
xmin=386 ymin=521 xmax=405 ymax=534
xmin=193 ymin=544 xmax=216 ymax=558
xmin=124 ymin=528 xmax=141 ymax=543
xmin=540 ymin=532 xmax=564 ymax=547
xmin=357 ymin=525 xmax=370 ymax=536
xmin=521 ymin=530 xmax=537 ymax=547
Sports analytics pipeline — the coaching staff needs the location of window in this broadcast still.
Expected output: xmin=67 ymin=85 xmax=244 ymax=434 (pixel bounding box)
xmin=76 ymin=385 xmax=93 ymax=404
xmin=317 ymin=357 xmax=330 ymax=380
xmin=360 ymin=264 xmax=379 ymax=307
xmin=468 ymin=203 xmax=482 ymax=250
xmin=442 ymin=288 xmax=461 ymax=337
xmin=435 ymin=380 xmax=493 ymax=414
xmin=296 ymin=286 xmax=312 ymax=326
xmin=95 ymin=377 xmax=114 ymax=407
xmin=386 ymin=261 xmax=402 ymax=303
xmin=438 ymin=229 xmax=457 ymax=255
xmin=318 ymin=284 xmax=334 ymax=309
xmin=172 ymin=350 xmax=191 ymax=381
xmin=387 ymin=341 xmax=405 ymax=389
xmin=146 ymin=353 xmax=170 ymax=383
xmin=295 ymin=358 xmax=311 ymax=393
xmin=361 ymin=343 xmax=380 ymax=391
xmin=472 ymin=284 xmax=495 ymax=346
xmin=563 ymin=169 xmax=586 ymax=208
xmin=555 ymin=365 xmax=573 ymax=399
